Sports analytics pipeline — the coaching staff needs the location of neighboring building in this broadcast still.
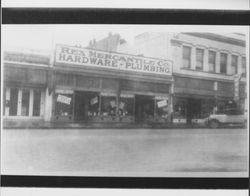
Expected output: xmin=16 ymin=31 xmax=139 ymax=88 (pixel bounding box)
xmin=134 ymin=32 xmax=247 ymax=124
xmin=2 ymin=49 xmax=52 ymax=125
xmin=2 ymin=32 xmax=247 ymax=127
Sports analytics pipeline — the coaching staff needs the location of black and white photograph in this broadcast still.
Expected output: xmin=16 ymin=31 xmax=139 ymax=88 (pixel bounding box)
xmin=1 ymin=25 xmax=249 ymax=180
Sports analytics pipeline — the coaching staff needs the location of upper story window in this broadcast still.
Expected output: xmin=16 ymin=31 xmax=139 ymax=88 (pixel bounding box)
xmin=182 ymin=46 xmax=191 ymax=69
xmin=195 ymin=48 xmax=204 ymax=70
xmin=208 ymin=51 xmax=216 ymax=72
xmin=220 ymin=53 xmax=227 ymax=74
xmin=242 ymin=57 xmax=246 ymax=77
xmin=231 ymin=55 xmax=238 ymax=75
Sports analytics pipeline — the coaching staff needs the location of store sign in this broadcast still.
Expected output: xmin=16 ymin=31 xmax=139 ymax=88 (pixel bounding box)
xmin=90 ymin=96 xmax=98 ymax=105
xmin=234 ymin=74 xmax=241 ymax=100
xmin=55 ymin=45 xmax=172 ymax=76
xmin=57 ymin=94 xmax=71 ymax=105
xmin=157 ymin=100 xmax=168 ymax=108
xmin=110 ymin=100 xmax=116 ymax=108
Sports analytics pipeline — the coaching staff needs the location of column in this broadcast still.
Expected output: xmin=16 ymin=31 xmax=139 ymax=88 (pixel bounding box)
xmin=29 ymin=89 xmax=34 ymax=117
xmin=227 ymin=54 xmax=232 ymax=75
xmin=17 ymin=89 xmax=22 ymax=116
xmin=203 ymin=48 xmax=209 ymax=72
xmin=191 ymin=46 xmax=196 ymax=69
xmin=215 ymin=51 xmax=220 ymax=73
xmin=44 ymin=87 xmax=53 ymax=122
xmin=238 ymin=55 xmax=242 ymax=76
xmin=5 ymin=88 xmax=10 ymax=116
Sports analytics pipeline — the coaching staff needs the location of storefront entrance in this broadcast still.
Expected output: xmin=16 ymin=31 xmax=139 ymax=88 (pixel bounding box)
xmin=186 ymin=98 xmax=201 ymax=124
xmin=74 ymin=91 xmax=100 ymax=121
xmin=135 ymin=95 xmax=155 ymax=122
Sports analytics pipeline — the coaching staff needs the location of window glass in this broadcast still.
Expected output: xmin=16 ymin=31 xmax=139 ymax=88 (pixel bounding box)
xmin=101 ymin=96 xmax=117 ymax=116
xmin=196 ymin=48 xmax=204 ymax=70
xmin=55 ymin=93 xmax=73 ymax=117
xmin=231 ymin=55 xmax=238 ymax=75
xmin=182 ymin=46 xmax=191 ymax=68
xmin=88 ymin=94 xmax=100 ymax=117
xmin=220 ymin=53 xmax=227 ymax=74
xmin=174 ymin=98 xmax=186 ymax=118
xmin=21 ymin=89 xmax=30 ymax=116
xmin=118 ymin=97 xmax=134 ymax=116
xmin=242 ymin=57 xmax=246 ymax=77
xmin=155 ymin=98 xmax=168 ymax=118
xmin=208 ymin=51 xmax=216 ymax=72
xmin=3 ymin=88 xmax=6 ymax=116
xmin=33 ymin=89 xmax=41 ymax=116
xmin=9 ymin=88 xmax=18 ymax=116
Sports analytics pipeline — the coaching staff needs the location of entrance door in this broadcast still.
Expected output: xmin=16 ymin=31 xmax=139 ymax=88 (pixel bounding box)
xmin=74 ymin=91 xmax=99 ymax=122
xmin=186 ymin=98 xmax=201 ymax=124
xmin=135 ymin=95 xmax=154 ymax=122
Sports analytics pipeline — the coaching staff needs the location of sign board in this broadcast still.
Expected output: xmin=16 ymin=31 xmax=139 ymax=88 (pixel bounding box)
xmin=157 ymin=99 xmax=168 ymax=108
xmin=55 ymin=45 xmax=172 ymax=76
xmin=90 ymin=96 xmax=98 ymax=105
xmin=234 ymin=74 xmax=241 ymax=101
xmin=57 ymin=94 xmax=71 ymax=105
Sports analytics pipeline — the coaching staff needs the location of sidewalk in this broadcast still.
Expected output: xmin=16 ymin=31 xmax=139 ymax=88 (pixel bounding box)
xmin=3 ymin=120 xmax=206 ymax=129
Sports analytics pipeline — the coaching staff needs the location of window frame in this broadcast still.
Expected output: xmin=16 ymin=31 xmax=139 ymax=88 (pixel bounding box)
xmin=182 ymin=45 xmax=192 ymax=69
xmin=208 ymin=50 xmax=216 ymax=73
xmin=195 ymin=48 xmax=204 ymax=71
xmin=220 ymin=52 xmax=228 ymax=74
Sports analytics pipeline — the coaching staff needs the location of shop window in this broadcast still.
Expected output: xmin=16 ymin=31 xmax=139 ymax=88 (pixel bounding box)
xmin=21 ymin=89 xmax=30 ymax=116
xmin=9 ymin=88 xmax=18 ymax=116
xmin=231 ymin=55 xmax=238 ymax=75
xmin=208 ymin=51 xmax=216 ymax=72
xmin=118 ymin=95 xmax=134 ymax=117
xmin=174 ymin=98 xmax=186 ymax=118
xmin=242 ymin=57 xmax=246 ymax=77
xmin=33 ymin=89 xmax=41 ymax=116
xmin=201 ymin=99 xmax=215 ymax=118
xmin=220 ymin=53 xmax=227 ymax=74
xmin=196 ymin=48 xmax=204 ymax=70
xmin=155 ymin=98 xmax=168 ymax=118
xmin=55 ymin=93 xmax=73 ymax=118
xmin=5 ymin=88 xmax=44 ymax=117
xmin=88 ymin=94 xmax=100 ymax=117
xmin=3 ymin=88 xmax=6 ymax=116
xmin=101 ymin=94 xmax=117 ymax=116
xmin=182 ymin=46 xmax=191 ymax=69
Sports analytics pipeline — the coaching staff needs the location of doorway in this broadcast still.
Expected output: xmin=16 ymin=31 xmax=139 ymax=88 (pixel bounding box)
xmin=74 ymin=91 xmax=99 ymax=121
xmin=186 ymin=98 xmax=201 ymax=124
xmin=135 ymin=95 xmax=154 ymax=122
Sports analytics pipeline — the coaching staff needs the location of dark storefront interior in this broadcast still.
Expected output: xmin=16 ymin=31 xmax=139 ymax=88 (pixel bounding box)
xmin=53 ymin=72 xmax=171 ymax=123
xmin=135 ymin=95 xmax=154 ymax=122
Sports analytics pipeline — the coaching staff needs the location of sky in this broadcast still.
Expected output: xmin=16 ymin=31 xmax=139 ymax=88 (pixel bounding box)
xmin=2 ymin=25 xmax=248 ymax=53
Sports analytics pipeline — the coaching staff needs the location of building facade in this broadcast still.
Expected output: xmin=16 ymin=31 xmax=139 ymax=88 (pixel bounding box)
xmin=134 ymin=32 xmax=247 ymax=124
xmin=2 ymin=32 xmax=247 ymax=126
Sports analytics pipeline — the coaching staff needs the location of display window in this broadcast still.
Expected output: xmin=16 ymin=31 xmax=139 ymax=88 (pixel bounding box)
xmin=118 ymin=94 xmax=134 ymax=117
xmin=174 ymin=98 xmax=186 ymax=118
xmin=88 ymin=94 xmax=100 ymax=117
xmin=55 ymin=93 xmax=73 ymax=118
xmin=100 ymin=93 xmax=117 ymax=116
xmin=21 ymin=89 xmax=30 ymax=116
xmin=155 ymin=97 xmax=169 ymax=118
xmin=3 ymin=87 xmax=44 ymax=117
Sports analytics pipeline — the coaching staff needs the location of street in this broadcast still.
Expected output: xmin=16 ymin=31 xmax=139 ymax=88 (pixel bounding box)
xmin=1 ymin=128 xmax=248 ymax=177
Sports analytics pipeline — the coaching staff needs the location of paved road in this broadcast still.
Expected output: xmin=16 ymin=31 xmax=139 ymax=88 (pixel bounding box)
xmin=1 ymin=128 xmax=248 ymax=177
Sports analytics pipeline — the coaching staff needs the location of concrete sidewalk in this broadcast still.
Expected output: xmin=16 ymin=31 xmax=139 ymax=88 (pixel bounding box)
xmin=3 ymin=120 xmax=207 ymax=129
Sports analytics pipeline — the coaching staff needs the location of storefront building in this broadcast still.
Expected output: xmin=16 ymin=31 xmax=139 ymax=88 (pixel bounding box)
xmin=3 ymin=32 xmax=247 ymax=126
xmin=2 ymin=50 xmax=51 ymax=125
xmin=50 ymin=45 xmax=173 ymax=123
xmin=133 ymin=32 xmax=247 ymax=124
